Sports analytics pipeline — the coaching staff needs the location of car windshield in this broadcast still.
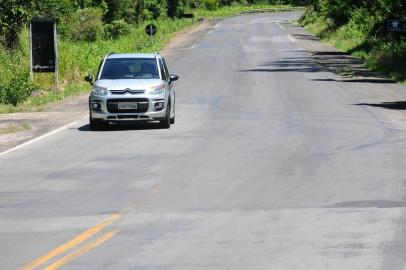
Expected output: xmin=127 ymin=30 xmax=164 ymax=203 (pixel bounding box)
xmin=100 ymin=58 xmax=160 ymax=80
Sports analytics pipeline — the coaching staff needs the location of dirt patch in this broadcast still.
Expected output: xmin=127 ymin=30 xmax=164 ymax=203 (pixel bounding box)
xmin=0 ymin=21 xmax=216 ymax=154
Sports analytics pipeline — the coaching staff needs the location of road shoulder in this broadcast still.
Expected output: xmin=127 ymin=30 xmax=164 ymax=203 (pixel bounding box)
xmin=281 ymin=22 xmax=395 ymax=83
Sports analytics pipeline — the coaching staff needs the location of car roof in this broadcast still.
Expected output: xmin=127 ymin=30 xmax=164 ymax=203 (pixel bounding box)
xmin=106 ymin=53 xmax=159 ymax=59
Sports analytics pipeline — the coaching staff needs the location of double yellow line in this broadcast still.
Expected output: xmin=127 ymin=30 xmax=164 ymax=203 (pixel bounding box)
xmin=21 ymin=214 xmax=120 ymax=270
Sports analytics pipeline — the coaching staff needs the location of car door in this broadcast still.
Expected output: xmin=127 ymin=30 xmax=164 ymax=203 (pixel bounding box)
xmin=162 ymin=58 xmax=175 ymax=113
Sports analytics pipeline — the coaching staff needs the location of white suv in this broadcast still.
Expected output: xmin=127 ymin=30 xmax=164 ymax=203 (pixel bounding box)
xmin=85 ymin=53 xmax=178 ymax=130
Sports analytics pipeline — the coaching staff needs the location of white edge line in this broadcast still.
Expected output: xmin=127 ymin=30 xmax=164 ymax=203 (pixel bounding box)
xmin=288 ymin=35 xmax=296 ymax=43
xmin=276 ymin=22 xmax=283 ymax=29
xmin=190 ymin=44 xmax=196 ymax=49
xmin=0 ymin=115 xmax=87 ymax=157
xmin=207 ymin=30 xmax=213 ymax=35
xmin=214 ymin=23 xmax=221 ymax=28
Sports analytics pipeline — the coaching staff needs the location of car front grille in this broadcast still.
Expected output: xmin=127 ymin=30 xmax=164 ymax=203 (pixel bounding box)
xmin=107 ymin=98 xmax=149 ymax=113
xmin=109 ymin=89 xmax=145 ymax=95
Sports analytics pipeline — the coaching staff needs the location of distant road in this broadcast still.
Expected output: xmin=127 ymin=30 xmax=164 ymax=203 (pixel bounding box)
xmin=2 ymin=11 xmax=406 ymax=270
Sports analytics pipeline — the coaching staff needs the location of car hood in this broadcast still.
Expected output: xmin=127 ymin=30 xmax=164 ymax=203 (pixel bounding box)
xmin=95 ymin=79 xmax=163 ymax=90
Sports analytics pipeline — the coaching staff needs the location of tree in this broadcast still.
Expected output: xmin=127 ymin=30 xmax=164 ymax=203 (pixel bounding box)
xmin=104 ymin=0 xmax=135 ymax=23
xmin=32 ymin=0 xmax=73 ymax=18
xmin=0 ymin=0 xmax=32 ymax=50
xmin=167 ymin=0 xmax=182 ymax=18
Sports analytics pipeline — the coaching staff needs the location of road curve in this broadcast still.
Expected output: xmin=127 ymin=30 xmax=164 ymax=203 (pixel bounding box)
xmin=2 ymin=12 xmax=406 ymax=270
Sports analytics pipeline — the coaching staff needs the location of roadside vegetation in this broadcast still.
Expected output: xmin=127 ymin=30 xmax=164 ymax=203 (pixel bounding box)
xmin=0 ymin=0 xmax=305 ymax=113
xmin=299 ymin=0 xmax=406 ymax=83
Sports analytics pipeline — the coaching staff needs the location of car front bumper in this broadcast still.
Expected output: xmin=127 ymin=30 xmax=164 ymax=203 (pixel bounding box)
xmin=89 ymin=95 xmax=167 ymax=122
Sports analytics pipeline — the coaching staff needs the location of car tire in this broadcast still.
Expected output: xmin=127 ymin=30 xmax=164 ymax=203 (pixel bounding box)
xmin=170 ymin=111 xmax=175 ymax=124
xmin=90 ymin=113 xmax=106 ymax=131
xmin=170 ymin=96 xmax=175 ymax=124
xmin=159 ymin=100 xmax=171 ymax=129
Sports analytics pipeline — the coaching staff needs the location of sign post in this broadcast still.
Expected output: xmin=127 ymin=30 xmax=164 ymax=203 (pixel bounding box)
xmin=388 ymin=20 xmax=406 ymax=53
xmin=30 ymin=19 xmax=58 ymax=89
xmin=145 ymin=24 xmax=157 ymax=47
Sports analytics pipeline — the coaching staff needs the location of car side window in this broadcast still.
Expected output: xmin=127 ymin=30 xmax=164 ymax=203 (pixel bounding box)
xmin=158 ymin=58 xmax=167 ymax=81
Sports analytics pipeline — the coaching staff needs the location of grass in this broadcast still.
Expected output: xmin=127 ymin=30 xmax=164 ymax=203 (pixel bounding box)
xmin=0 ymin=19 xmax=194 ymax=113
xmin=300 ymin=11 xmax=406 ymax=84
xmin=0 ymin=123 xmax=31 ymax=135
xmin=0 ymin=4 xmax=299 ymax=114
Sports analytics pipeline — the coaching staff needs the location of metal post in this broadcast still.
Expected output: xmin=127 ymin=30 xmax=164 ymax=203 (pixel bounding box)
xmin=53 ymin=22 xmax=59 ymax=89
xmin=29 ymin=22 xmax=33 ymax=81
xmin=150 ymin=25 xmax=154 ymax=48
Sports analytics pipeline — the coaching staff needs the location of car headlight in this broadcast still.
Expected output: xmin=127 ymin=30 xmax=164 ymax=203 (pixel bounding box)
xmin=92 ymin=86 xmax=108 ymax=96
xmin=147 ymin=84 xmax=165 ymax=95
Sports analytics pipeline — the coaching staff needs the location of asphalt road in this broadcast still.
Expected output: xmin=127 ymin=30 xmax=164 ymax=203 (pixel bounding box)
xmin=2 ymin=12 xmax=406 ymax=270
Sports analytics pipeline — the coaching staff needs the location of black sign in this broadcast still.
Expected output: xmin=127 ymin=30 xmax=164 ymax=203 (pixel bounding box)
xmin=181 ymin=13 xmax=195 ymax=19
xmin=388 ymin=20 xmax=406 ymax=32
xmin=190 ymin=2 xmax=197 ymax=9
xmin=31 ymin=19 xmax=56 ymax=72
xmin=145 ymin=24 xmax=157 ymax=36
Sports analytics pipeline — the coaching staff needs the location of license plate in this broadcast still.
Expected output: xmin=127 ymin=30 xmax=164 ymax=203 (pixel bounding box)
xmin=118 ymin=103 xmax=137 ymax=110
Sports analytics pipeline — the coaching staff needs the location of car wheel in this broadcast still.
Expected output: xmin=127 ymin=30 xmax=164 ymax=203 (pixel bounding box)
xmin=90 ymin=113 xmax=106 ymax=131
xmin=159 ymin=100 xmax=171 ymax=129
xmin=170 ymin=96 xmax=175 ymax=124
xmin=170 ymin=111 xmax=175 ymax=124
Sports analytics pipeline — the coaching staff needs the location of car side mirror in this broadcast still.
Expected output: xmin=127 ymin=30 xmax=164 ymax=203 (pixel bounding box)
xmin=169 ymin=74 xmax=179 ymax=82
xmin=84 ymin=75 xmax=93 ymax=86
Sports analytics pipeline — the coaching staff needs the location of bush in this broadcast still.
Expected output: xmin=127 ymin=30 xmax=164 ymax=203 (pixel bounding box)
xmin=145 ymin=0 xmax=168 ymax=19
xmin=0 ymin=73 xmax=36 ymax=105
xmin=167 ymin=0 xmax=185 ymax=18
xmin=201 ymin=0 xmax=220 ymax=10
xmin=104 ymin=0 xmax=134 ymax=23
xmin=0 ymin=0 xmax=33 ymax=50
xmin=104 ymin=20 xmax=131 ymax=39
xmin=368 ymin=38 xmax=406 ymax=81
xmin=33 ymin=0 xmax=73 ymax=19
xmin=68 ymin=8 xmax=104 ymax=42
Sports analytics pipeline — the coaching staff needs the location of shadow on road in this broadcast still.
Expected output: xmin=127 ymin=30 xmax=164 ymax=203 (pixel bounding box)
xmin=312 ymin=78 xmax=395 ymax=83
xmin=240 ymin=67 xmax=320 ymax=73
xmin=326 ymin=200 xmax=406 ymax=208
xmin=354 ymin=101 xmax=406 ymax=110
xmin=310 ymin=51 xmax=394 ymax=81
xmin=291 ymin=33 xmax=320 ymax=41
xmin=239 ymin=53 xmax=396 ymax=84
xmin=239 ymin=56 xmax=321 ymax=73
xmin=78 ymin=122 xmax=162 ymax=132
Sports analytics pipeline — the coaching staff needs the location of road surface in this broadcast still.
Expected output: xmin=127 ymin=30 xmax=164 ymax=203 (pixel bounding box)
xmin=2 ymin=12 xmax=406 ymax=270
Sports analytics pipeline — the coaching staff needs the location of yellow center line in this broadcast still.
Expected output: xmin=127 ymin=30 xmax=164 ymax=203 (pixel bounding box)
xmin=43 ymin=229 xmax=118 ymax=270
xmin=20 ymin=213 xmax=120 ymax=270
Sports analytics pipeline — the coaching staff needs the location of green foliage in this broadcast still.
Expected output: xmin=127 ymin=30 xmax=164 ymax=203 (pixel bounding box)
xmin=0 ymin=2 xmax=298 ymax=109
xmin=0 ymin=72 xmax=36 ymax=105
xmin=167 ymin=0 xmax=184 ymax=18
xmin=72 ymin=0 xmax=108 ymax=10
xmin=145 ymin=0 xmax=168 ymax=19
xmin=68 ymin=8 xmax=104 ymax=42
xmin=368 ymin=38 xmax=406 ymax=82
xmin=0 ymin=0 xmax=33 ymax=50
xmin=201 ymin=0 xmax=220 ymax=10
xmin=301 ymin=0 xmax=406 ymax=82
xmin=104 ymin=0 xmax=135 ymax=23
xmin=104 ymin=20 xmax=131 ymax=39
xmin=32 ymin=0 xmax=73 ymax=19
